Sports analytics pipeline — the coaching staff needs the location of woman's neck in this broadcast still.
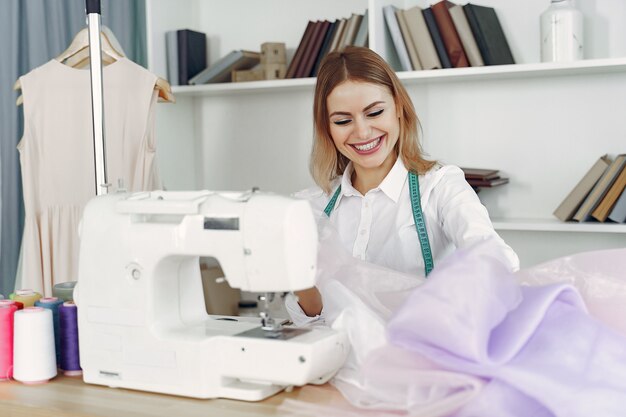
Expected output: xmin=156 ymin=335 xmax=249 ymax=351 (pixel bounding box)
xmin=352 ymin=153 xmax=397 ymax=195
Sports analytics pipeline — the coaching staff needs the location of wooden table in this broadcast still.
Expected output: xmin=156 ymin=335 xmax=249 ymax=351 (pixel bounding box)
xmin=0 ymin=375 xmax=347 ymax=417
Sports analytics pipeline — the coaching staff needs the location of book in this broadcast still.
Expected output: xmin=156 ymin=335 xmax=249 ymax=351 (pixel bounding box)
xmin=396 ymin=9 xmax=422 ymax=70
xmin=404 ymin=6 xmax=441 ymax=70
xmin=608 ymin=186 xmax=626 ymax=223
xmin=188 ymin=50 xmax=260 ymax=84
xmin=286 ymin=21 xmax=315 ymax=79
xmin=423 ymin=7 xmax=452 ymax=68
xmin=383 ymin=5 xmax=413 ymax=71
xmin=352 ymin=9 xmax=369 ymax=47
xmin=463 ymin=3 xmax=515 ymax=66
xmin=431 ymin=0 xmax=469 ymax=68
xmin=449 ymin=4 xmax=484 ymax=67
xmin=573 ymin=154 xmax=626 ymax=222
xmin=466 ymin=177 xmax=509 ymax=188
xmin=297 ymin=20 xmax=330 ymax=78
xmin=328 ymin=18 xmax=347 ymax=53
xmin=461 ymin=167 xmax=499 ymax=180
xmin=553 ymin=155 xmax=611 ymax=221
xmin=312 ymin=20 xmax=338 ymax=76
xmin=338 ymin=13 xmax=362 ymax=50
xmin=175 ymin=29 xmax=207 ymax=85
xmin=165 ymin=31 xmax=179 ymax=85
xmin=591 ymin=162 xmax=626 ymax=222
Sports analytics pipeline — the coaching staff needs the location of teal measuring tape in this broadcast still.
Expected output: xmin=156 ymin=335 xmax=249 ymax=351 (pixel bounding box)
xmin=323 ymin=171 xmax=434 ymax=276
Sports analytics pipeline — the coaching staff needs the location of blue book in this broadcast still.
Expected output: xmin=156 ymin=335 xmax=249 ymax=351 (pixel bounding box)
xmin=422 ymin=7 xmax=452 ymax=68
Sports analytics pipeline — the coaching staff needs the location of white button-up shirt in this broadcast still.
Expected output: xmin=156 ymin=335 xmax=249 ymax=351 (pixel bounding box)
xmin=297 ymin=158 xmax=519 ymax=275
xmin=286 ymin=158 xmax=519 ymax=324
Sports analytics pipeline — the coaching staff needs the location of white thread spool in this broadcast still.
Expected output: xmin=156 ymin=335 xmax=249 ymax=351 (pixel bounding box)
xmin=13 ymin=307 xmax=57 ymax=384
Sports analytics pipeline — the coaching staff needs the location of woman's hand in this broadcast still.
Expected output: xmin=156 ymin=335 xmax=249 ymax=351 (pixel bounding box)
xmin=294 ymin=287 xmax=323 ymax=317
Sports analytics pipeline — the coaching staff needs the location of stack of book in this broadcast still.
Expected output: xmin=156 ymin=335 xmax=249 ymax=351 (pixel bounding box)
xmin=461 ymin=168 xmax=509 ymax=192
xmin=286 ymin=10 xmax=369 ymax=79
xmin=554 ymin=154 xmax=626 ymax=223
xmin=384 ymin=0 xmax=514 ymax=71
xmin=165 ymin=29 xmax=207 ymax=85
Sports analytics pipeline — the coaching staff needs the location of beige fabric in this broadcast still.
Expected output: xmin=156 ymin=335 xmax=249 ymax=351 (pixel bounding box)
xmin=17 ymin=58 xmax=162 ymax=296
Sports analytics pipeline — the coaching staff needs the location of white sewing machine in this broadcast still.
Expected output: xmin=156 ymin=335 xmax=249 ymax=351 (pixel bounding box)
xmin=74 ymin=190 xmax=348 ymax=401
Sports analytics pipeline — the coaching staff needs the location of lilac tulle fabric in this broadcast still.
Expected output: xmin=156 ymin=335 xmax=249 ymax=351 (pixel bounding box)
xmin=281 ymin=220 xmax=626 ymax=417
xmin=387 ymin=243 xmax=626 ymax=417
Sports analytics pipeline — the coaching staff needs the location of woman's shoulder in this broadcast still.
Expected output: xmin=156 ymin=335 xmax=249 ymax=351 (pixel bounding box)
xmin=293 ymin=180 xmax=340 ymax=214
xmin=422 ymin=163 xmax=466 ymax=188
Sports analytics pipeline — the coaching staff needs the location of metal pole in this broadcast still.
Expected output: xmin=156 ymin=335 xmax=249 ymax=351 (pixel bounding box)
xmin=86 ymin=0 xmax=109 ymax=195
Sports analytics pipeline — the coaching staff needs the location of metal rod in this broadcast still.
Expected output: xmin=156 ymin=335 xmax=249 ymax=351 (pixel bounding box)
xmin=87 ymin=2 xmax=110 ymax=195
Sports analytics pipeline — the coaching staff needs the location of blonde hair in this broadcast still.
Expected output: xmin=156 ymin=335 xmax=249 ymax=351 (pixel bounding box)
xmin=311 ymin=46 xmax=435 ymax=194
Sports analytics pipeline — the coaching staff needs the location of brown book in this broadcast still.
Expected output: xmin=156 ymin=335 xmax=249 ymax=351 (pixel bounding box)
xmin=573 ymin=154 xmax=626 ymax=222
xmin=286 ymin=21 xmax=315 ymax=79
xmin=467 ymin=177 xmax=509 ymax=188
xmin=298 ymin=20 xmax=331 ymax=78
xmin=431 ymin=0 xmax=469 ymax=68
xmin=461 ymin=167 xmax=499 ymax=180
xmin=448 ymin=4 xmax=484 ymax=67
xmin=591 ymin=162 xmax=626 ymax=222
xmin=553 ymin=155 xmax=611 ymax=221
xmin=396 ymin=9 xmax=422 ymax=70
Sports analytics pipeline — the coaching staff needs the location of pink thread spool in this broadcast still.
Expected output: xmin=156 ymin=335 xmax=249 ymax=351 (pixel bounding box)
xmin=0 ymin=303 xmax=18 ymax=380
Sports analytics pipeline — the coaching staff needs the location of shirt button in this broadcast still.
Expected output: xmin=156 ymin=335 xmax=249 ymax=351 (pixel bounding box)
xmin=364 ymin=201 xmax=369 ymax=208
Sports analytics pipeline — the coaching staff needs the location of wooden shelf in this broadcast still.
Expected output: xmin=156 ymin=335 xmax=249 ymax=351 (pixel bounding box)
xmin=492 ymin=218 xmax=626 ymax=233
xmin=171 ymin=57 xmax=626 ymax=97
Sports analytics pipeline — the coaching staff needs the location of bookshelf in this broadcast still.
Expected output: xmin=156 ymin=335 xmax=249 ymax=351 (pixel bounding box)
xmin=146 ymin=0 xmax=626 ymax=267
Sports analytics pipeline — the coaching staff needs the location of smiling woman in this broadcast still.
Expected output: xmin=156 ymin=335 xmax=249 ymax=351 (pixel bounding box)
xmin=287 ymin=46 xmax=519 ymax=321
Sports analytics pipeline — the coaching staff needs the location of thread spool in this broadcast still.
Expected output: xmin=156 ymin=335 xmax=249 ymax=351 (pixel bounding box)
xmin=59 ymin=302 xmax=81 ymax=376
xmin=0 ymin=304 xmax=18 ymax=380
xmin=0 ymin=300 xmax=23 ymax=310
xmin=10 ymin=289 xmax=42 ymax=307
xmin=35 ymin=297 xmax=63 ymax=366
xmin=13 ymin=307 xmax=57 ymax=384
xmin=0 ymin=294 xmax=4 ymax=300
xmin=53 ymin=282 xmax=77 ymax=302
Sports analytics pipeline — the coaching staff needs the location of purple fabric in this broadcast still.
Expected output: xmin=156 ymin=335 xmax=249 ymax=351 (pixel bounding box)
xmin=387 ymin=241 xmax=626 ymax=417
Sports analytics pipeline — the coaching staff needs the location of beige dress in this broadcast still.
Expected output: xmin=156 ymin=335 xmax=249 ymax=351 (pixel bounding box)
xmin=17 ymin=57 xmax=162 ymax=296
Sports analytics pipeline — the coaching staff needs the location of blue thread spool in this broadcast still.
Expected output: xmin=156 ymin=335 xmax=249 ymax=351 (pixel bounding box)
xmin=58 ymin=302 xmax=81 ymax=376
xmin=34 ymin=297 xmax=63 ymax=366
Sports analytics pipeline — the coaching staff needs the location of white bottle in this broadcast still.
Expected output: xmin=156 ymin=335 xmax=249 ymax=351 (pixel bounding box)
xmin=540 ymin=0 xmax=583 ymax=62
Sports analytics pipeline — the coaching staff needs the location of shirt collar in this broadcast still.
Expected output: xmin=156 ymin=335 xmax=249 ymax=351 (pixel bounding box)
xmin=338 ymin=157 xmax=407 ymax=204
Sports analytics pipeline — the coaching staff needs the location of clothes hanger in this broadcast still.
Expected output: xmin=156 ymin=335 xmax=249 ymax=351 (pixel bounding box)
xmin=15 ymin=25 xmax=174 ymax=105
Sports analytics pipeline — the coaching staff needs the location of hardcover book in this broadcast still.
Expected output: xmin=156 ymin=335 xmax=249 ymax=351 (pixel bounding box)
xmin=463 ymin=3 xmax=515 ymax=66
xmin=431 ymin=0 xmax=469 ymax=68
xmin=296 ymin=21 xmax=330 ymax=78
xmin=352 ymin=9 xmax=369 ymax=48
xmin=591 ymin=162 xmax=626 ymax=222
xmin=573 ymin=154 xmax=626 ymax=222
xmin=286 ymin=21 xmax=315 ymax=79
xmin=396 ymin=9 xmax=422 ymax=70
xmin=383 ymin=5 xmax=413 ymax=71
xmin=553 ymin=155 xmax=611 ymax=222
xmin=176 ymin=29 xmax=207 ymax=85
xmin=404 ymin=6 xmax=441 ymax=70
xmin=461 ymin=167 xmax=499 ymax=180
xmin=449 ymin=4 xmax=484 ymax=67
xmin=312 ymin=20 xmax=338 ymax=76
xmin=188 ymin=50 xmax=260 ymax=84
xmin=423 ymin=7 xmax=452 ymax=68
xmin=607 ymin=186 xmax=626 ymax=223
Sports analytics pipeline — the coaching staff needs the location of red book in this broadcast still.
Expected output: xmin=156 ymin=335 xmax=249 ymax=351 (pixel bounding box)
xmin=431 ymin=0 xmax=469 ymax=68
xmin=298 ymin=21 xmax=331 ymax=78
xmin=286 ymin=21 xmax=315 ymax=79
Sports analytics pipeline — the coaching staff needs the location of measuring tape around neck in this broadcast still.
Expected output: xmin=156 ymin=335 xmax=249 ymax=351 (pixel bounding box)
xmin=324 ymin=171 xmax=434 ymax=276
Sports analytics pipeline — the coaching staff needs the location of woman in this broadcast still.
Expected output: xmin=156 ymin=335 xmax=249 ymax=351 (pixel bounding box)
xmin=288 ymin=46 xmax=518 ymax=321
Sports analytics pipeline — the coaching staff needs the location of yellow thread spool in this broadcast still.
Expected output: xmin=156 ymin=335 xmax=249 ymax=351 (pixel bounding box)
xmin=10 ymin=289 xmax=42 ymax=308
